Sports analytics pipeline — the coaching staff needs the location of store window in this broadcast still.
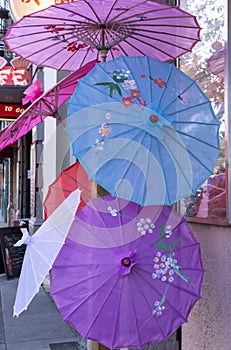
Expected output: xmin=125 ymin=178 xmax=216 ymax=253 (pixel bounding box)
xmin=178 ymin=0 xmax=226 ymax=224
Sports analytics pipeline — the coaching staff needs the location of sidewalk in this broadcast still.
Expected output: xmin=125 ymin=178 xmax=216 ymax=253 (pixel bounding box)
xmin=0 ymin=274 xmax=86 ymax=350
xmin=0 ymin=215 xmax=86 ymax=350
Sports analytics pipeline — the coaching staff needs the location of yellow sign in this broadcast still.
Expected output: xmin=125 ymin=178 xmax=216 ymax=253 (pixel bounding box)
xmin=9 ymin=0 xmax=75 ymax=22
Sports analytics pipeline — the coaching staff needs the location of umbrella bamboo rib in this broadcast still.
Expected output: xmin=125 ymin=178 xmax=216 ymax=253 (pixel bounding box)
xmin=24 ymin=257 xmax=32 ymax=310
xmin=132 ymin=268 xmax=167 ymax=341
xmin=73 ymin=215 xmax=119 ymax=249
xmin=172 ymin=119 xmax=219 ymax=126
xmin=82 ymin=0 xmax=102 ymax=23
xmin=37 ymin=46 xmax=77 ymax=71
xmin=104 ymin=0 xmax=120 ymax=22
xmin=163 ymin=127 xmax=218 ymax=178
xmin=109 ymin=2 xmax=197 ymax=23
xmin=117 ymin=35 xmax=176 ymax=59
xmin=27 ymin=248 xmax=41 ymax=289
xmin=78 ymin=127 xmax=143 ymax=159
xmin=155 ymin=63 xmax=174 ymax=113
xmin=135 ymin=268 xmax=189 ymax=321
xmin=156 ymin=141 xmax=172 ymax=204
xmin=166 ymin=278 xmax=202 ymax=299
xmin=136 ymin=264 xmax=201 ymax=299
xmin=61 ymin=272 xmax=116 ymax=321
xmin=51 ymin=266 xmax=115 ymax=294
xmin=100 ymin=130 xmax=148 ymax=193
xmin=83 ymin=277 xmax=119 ymax=341
xmin=124 ymin=29 xmax=198 ymax=50
xmin=110 ymin=279 xmax=126 ymax=348
xmin=127 ymin=279 xmax=143 ymax=349
xmin=111 ymin=196 xmax=127 ymax=247
xmin=10 ymin=34 xmax=87 ymax=71
xmin=30 ymin=243 xmax=59 ymax=267
xmin=164 ymin=92 xmax=212 ymax=117
xmin=29 ymin=10 xmax=99 ymax=25
xmin=70 ymin=48 xmax=98 ymax=71
xmin=82 ymin=198 xmax=127 ymax=248
xmin=7 ymin=35 xmax=70 ymax=58
xmin=125 ymin=21 xmax=199 ymax=29
xmin=60 ymin=172 xmax=91 ymax=193
xmin=176 ymin=128 xmax=219 ymax=150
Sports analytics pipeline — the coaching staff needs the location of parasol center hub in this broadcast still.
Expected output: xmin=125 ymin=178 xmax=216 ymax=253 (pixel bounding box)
xmin=99 ymin=49 xmax=109 ymax=61
xmin=149 ymin=114 xmax=159 ymax=123
xmin=121 ymin=257 xmax=131 ymax=267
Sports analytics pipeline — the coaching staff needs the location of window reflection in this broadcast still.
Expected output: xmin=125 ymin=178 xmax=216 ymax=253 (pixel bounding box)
xmin=179 ymin=0 xmax=226 ymax=223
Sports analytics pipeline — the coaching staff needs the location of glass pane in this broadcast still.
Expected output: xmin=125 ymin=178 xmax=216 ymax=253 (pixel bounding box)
xmin=179 ymin=0 xmax=226 ymax=224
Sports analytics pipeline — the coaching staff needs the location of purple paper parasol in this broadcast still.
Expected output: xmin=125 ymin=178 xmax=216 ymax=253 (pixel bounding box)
xmin=50 ymin=195 xmax=204 ymax=349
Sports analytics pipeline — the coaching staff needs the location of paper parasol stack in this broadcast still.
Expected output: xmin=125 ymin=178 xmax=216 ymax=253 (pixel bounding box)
xmin=5 ymin=1 xmax=219 ymax=348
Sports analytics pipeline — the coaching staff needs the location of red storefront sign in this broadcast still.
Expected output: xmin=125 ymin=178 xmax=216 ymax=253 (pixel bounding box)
xmin=0 ymin=66 xmax=31 ymax=86
xmin=9 ymin=0 xmax=75 ymax=21
xmin=0 ymin=104 xmax=26 ymax=120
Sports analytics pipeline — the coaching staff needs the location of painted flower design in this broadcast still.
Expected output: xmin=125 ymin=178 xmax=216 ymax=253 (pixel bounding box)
xmin=77 ymin=43 xmax=88 ymax=50
xmin=122 ymin=96 xmax=134 ymax=107
xmin=105 ymin=112 xmax=111 ymax=120
xmin=44 ymin=25 xmax=56 ymax=30
xmin=110 ymin=69 xmax=130 ymax=83
xmin=67 ymin=42 xmax=88 ymax=52
xmin=93 ymin=123 xmax=111 ymax=153
xmin=122 ymin=80 xmax=136 ymax=90
xmin=67 ymin=42 xmax=78 ymax=52
xmin=107 ymin=206 xmax=118 ymax=217
xmin=44 ymin=24 xmax=64 ymax=32
xmin=138 ymin=99 xmax=147 ymax=110
xmin=152 ymin=252 xmax=176 ymax=283
xmin=137 ymin=218 xmax=155 ymax=235
xmin=130 ymin=89 xmax=141 ymax=99
xmin=153 ymin=77 xmax=167 ymax=88
xmin=98 ymin=123 xmax=111 ymax=137
xmin=152 ymin=301 xmax=165 ymax=316
xmin=165 ymin=225 xmax=173 ymax=238
xmin=67 ymin=43 xmax=77 ymax=52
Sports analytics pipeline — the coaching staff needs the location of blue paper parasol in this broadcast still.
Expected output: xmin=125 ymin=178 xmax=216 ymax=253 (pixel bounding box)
xmin=66 ymin=56 xmax=220 ymax=206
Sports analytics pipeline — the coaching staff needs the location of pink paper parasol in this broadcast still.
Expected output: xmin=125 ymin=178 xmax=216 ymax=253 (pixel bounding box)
xmin=4 ymin=0 xmax=201 ymax=71
xmin=207 ymin=43 xmax=225 ymax=79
